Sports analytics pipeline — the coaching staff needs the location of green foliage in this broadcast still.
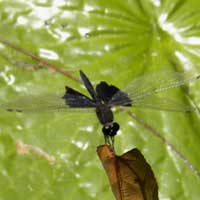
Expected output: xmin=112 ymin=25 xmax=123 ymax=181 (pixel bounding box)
xmin=0 ymin=0 xmax=200 ymax=199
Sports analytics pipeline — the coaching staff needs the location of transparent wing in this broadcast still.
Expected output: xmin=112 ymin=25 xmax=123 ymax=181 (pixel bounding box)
xmin=131 ymin=95 xmax=195 ymax=112
xmin=1 ymin=94 xmax=95 ymax=112
xmin=109 ymin=70 xmax=200 ymax=107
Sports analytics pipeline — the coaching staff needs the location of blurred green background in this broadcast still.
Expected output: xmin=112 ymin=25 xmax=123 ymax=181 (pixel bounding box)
xmin=0 ymin=0 xmax=200 ymax=199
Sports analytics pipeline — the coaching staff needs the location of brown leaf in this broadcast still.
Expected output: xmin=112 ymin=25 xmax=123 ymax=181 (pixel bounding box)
xmin=97 ymin=145 xmax=158 ymax=200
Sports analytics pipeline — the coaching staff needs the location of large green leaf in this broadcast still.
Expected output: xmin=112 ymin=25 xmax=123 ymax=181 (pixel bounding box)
xmin=0 ymin=0 xmax=200 ymax=199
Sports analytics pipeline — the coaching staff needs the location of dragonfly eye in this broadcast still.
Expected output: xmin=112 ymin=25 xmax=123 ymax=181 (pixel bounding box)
xmin=102 ymin=122 xmax=119 ymax=137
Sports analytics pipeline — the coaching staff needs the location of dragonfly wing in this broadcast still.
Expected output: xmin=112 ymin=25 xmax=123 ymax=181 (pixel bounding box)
xmin=131 ymin=95 xmax=195 ymax=112
xmin=95 ymin=81 xmax=131 ymax=105
xmin=2 ymin=94 xmax=95 ymax=113
xmin=2 ymin=95 xmax=68 ymax=112
xmin=63 ymin=86 xmax=96 ymax=108
xmin=109 ymin=70 xmax=200 ymax=107
xmin=80 ymin=70 xmax=97 ymax=101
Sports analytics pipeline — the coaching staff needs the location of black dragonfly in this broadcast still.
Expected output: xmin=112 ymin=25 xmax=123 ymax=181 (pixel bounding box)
xmin=3 ymin=70 xmax=200 ymax=146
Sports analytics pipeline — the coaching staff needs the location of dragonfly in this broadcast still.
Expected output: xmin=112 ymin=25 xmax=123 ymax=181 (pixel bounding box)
xmin=3 ymin=70 xmax=200 ymax=146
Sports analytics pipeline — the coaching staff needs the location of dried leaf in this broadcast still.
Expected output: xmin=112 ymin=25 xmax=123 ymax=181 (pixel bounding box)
xmin=97 ymin=145 xmax=158 ymax=200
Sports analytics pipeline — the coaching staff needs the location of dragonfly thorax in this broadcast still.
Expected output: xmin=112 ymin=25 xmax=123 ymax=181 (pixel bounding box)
xmin=95 ymin=103 xmax=113 ymax=125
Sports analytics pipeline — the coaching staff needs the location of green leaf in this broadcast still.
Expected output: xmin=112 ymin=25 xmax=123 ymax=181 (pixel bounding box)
xmin=0 ymin=0 xmax=200 ymax=199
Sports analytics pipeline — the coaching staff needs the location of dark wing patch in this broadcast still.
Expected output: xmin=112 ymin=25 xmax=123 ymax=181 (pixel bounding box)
xmin=80 ymin=70 xmax=97 ymax=101
xmin=63 ymin=86 xmax=96 ymax=108
xmin=96 ymin=81 xmax=131 ymax=106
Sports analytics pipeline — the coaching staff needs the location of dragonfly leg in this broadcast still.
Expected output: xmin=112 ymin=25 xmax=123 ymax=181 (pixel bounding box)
xmin=104 ymin=135 xmax=115 ymax=149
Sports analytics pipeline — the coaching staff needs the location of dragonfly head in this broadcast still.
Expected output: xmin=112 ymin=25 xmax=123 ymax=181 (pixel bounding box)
xmin=102 ymin=122 xmax=119 ymax=137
